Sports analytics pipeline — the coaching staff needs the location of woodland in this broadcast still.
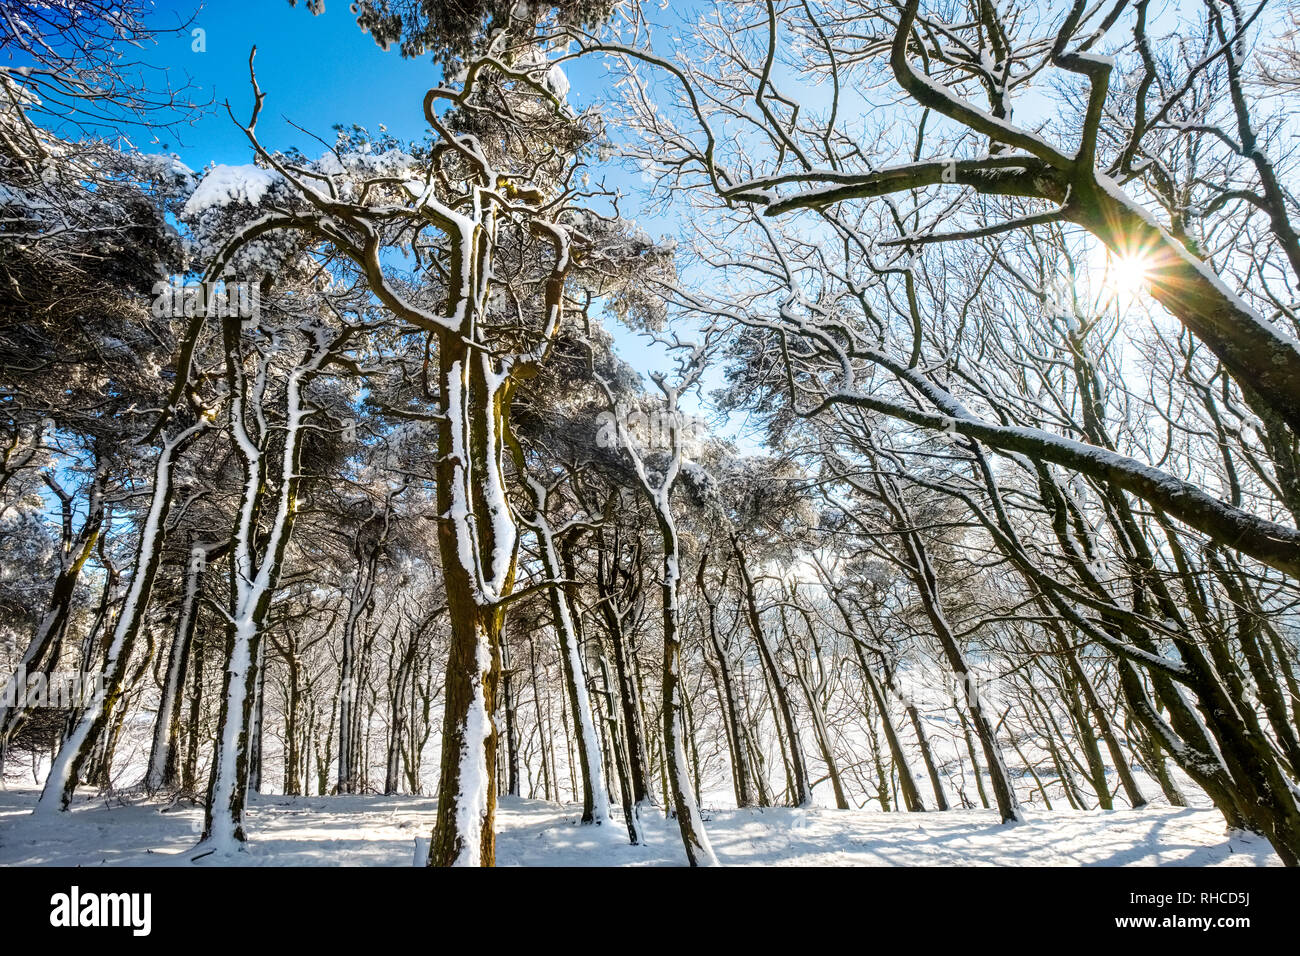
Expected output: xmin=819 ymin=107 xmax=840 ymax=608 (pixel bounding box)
xmin=2 ymin=0 xmax=1299 ymax=868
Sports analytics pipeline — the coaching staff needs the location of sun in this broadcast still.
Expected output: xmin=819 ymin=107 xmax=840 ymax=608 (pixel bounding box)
xmin=1083 ymin=237 xmax=1154 ymax=313
xmin=1105 ymin=252 xmax=1152 ymax=297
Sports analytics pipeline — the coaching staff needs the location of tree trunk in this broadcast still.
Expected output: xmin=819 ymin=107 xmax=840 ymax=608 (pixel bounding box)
xmin=427 ymin=327 xmax=518 ymax=866
xmin=1 ymin=469 xmax=105 ymax=755
xmin=196 ymin=322 xmax=322 ymax=856
xmin=38 ymin=422 xmax=202 ymax=812
xmin=697 ymin=555 xmax=755 ymax=808
xmin=732 ymin=534 xmax=811 ymax=806
xmin=145 ymin=540 xmax=221 ymax=792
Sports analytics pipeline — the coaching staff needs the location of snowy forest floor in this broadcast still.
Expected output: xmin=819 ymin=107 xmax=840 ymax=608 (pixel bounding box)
xmin=0 ymin=786 xmax=1280 ymax=866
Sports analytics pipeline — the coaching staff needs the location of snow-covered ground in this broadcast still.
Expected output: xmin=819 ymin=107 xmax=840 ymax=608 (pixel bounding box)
xmin=0 ymin=786 xmax=1279 ymax=866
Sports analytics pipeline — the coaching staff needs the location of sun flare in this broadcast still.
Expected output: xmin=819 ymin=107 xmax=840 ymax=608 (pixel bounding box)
xmin=1104 ymin=252 xmax=1152 ymax=297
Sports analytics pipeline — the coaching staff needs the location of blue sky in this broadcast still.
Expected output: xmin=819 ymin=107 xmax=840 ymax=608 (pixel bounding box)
xmin=144 ymin=1 xmax=609 ymax=165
